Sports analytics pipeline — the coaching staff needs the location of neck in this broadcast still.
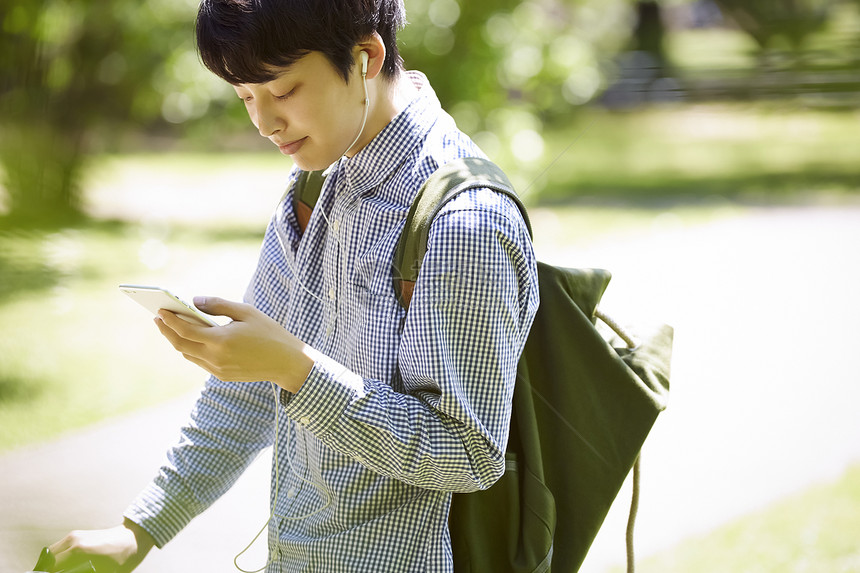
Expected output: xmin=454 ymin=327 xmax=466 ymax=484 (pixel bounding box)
xmin=344 ymin=71 xmax=418 ymax=158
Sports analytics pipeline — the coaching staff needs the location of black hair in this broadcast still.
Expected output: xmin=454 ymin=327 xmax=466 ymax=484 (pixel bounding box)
xmin=196 ymin=0 xmax=406 ymax=85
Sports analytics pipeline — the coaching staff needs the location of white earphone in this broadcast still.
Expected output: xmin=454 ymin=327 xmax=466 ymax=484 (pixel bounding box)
xmin=360 ymin=50 xmax=369 ymax=76
xmin=342 ymin=50 xmax=370 ymax=157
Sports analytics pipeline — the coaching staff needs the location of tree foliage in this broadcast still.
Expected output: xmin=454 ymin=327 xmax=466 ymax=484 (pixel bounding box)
xmin=399 ymin=0 xmax=632 ymax=189
xmin=0 ymin=0 xmax=640 ymax=222
xmin=711 ymin=0 xmax=838 ymax=53
xmin=3 ymin=0 xmax=851 ymax=224
xmin=0 ymin=0 xmax=200 ymax=224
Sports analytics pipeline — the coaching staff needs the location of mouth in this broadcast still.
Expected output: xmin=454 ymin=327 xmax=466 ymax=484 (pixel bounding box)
xmin=277 ymin=137 xmax=308 ymax=156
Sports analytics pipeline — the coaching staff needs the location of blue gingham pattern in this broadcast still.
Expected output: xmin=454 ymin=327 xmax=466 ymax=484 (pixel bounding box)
xmin=125 ymin=72 xmax=539 ymax=572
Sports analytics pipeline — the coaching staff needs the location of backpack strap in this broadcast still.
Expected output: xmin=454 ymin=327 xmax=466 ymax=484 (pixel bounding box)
xmin=291 ymin=158 xmax=531 ymax=310
xmin=392 ymin=157 xmax=532 ymax=309
xmin=292 ymin=169 xmax=326 ymax=234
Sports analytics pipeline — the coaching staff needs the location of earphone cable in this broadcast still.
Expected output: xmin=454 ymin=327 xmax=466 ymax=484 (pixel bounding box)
xmin=233 ymin=381 xmax=333 ymax=572
xmin=234 ymin=53 xmax=370 ymax=571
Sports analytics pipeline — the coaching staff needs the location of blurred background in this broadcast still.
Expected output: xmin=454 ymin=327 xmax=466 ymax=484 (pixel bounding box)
xmin=1 ymin=0 xmax=859 ymax=571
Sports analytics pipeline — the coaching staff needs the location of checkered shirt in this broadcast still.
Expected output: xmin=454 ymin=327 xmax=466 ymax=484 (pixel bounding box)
xmin=125 ymin=72 xmax=539 ymax=572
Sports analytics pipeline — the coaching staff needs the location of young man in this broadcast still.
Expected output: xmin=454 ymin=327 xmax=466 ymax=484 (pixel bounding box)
xmin=49 ymin=0 xmax=538 ymax=571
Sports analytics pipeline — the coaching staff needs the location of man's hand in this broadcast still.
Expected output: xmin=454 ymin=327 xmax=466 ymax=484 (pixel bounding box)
xmin=154 ymin=296 xmax=317 ymax=393
xmin=49 ymin=519 xmax=154 ymax=573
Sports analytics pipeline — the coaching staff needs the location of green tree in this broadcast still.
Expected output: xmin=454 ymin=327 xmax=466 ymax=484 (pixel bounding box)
xmin=711 ymin=0 xmax=838 ymax=59
xmin=0 ymin=0 xmax=638 ymax=222
xmin=0 ymin=0 xmax=201 ymax=225
xmin=400 ymin=0 xmax=632 ymax=193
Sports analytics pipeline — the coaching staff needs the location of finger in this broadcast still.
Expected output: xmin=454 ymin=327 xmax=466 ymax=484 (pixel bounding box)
xmin=52 ymin=548 xmax=77 ymax=571
xmin=155 ymin=315 xmax=208 ymax=355
xmin=180 ymin=352 xmax=226 ymax=380
xmin=193 ymin=296 xmax=253 ymax=321
xmin=156 ymin=310 xmax=210 ymax=344
xmin=49 ymin=532 xmax=76 ymax=558
xmin=53 ymin=547 xmax=116 ymax=573
xmin=48 ymin=537 xmax=67 ymax=556
xmin=50 ymin=534 xmax=84 ymax=571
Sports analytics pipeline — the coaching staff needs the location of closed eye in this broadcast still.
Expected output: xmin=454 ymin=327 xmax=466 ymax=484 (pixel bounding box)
xmin=276 ymin=86 xmax=298 ymax=101
xmin=275 ymin=83 xmax=302 ymax=101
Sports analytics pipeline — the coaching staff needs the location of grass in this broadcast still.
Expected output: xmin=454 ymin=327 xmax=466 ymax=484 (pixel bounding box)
xmin=612 ymin=464 xmax=860 ymax=573
xmin=530 ymin=104 xmax=860 ymax=205
xmin=668 ymin=27 xmax=759 ymax=72
xmin=0 ymin=223 xmax=262 ymax=452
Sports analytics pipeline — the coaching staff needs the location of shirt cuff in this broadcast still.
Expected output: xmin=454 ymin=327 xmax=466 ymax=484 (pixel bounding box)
xmin=279 ymin=353 xmax=366 ymax=435
xmin=122 ymin=482 xmax=196 ymax=549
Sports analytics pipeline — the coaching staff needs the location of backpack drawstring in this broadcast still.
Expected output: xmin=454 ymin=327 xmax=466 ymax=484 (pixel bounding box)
xmin=595 ymin=308 xmax=641 ymax=573
xmin=626 ymin=456 xmax=641 ymax=573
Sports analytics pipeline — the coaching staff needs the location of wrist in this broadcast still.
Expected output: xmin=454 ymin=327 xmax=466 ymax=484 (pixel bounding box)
xmin=123 ymin=517 xmax=155 ymax=553
xmin=275 ymin=344 xmax=317 ymax=393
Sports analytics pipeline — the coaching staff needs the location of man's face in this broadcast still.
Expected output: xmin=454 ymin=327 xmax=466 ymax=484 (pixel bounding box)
xmin=232 ymin=51 xmax=366 ymax=171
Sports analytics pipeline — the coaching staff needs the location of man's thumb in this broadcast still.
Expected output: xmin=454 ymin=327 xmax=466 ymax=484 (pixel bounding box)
xmin=193 ymin=296 xmax=245 ymax=319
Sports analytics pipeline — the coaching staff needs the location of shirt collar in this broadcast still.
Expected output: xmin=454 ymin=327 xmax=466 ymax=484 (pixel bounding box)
xmin=335 ymin=71 xmax=440 ymax=199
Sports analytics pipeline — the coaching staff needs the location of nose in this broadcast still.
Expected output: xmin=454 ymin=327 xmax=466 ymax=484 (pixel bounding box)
xmin=254 ymin=99 xmax=284 ymax=137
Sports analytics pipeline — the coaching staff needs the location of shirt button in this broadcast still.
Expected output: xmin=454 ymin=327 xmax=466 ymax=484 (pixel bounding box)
xmin=286 ymin=487 xmax=298 ymax=499
xmin=326 ymin=324 xmax=334 ymax=337
xmin=332 ymin=220 xmax=340 ymax=233
xmin=328 ymin=288 xmax=336 ymax=300
xmin=299 ymin=416 xmax=311 ymax=426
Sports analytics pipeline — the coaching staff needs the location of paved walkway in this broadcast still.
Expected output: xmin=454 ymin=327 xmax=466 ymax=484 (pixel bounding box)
xmin=2 ymin=204 xmax=859 ymax=572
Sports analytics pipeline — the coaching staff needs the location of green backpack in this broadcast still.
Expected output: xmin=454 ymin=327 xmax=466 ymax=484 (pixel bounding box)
xmin=293 ymin=157 xmax=673 ymax=573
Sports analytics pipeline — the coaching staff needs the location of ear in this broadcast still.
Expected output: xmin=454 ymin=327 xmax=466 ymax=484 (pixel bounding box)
xmin=356 ymin=32 xmax=386 ymax=81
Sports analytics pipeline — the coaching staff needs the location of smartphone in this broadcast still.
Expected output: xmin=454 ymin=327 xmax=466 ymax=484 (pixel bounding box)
xmin=119 ymin=284 xmax=218 ymax=327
